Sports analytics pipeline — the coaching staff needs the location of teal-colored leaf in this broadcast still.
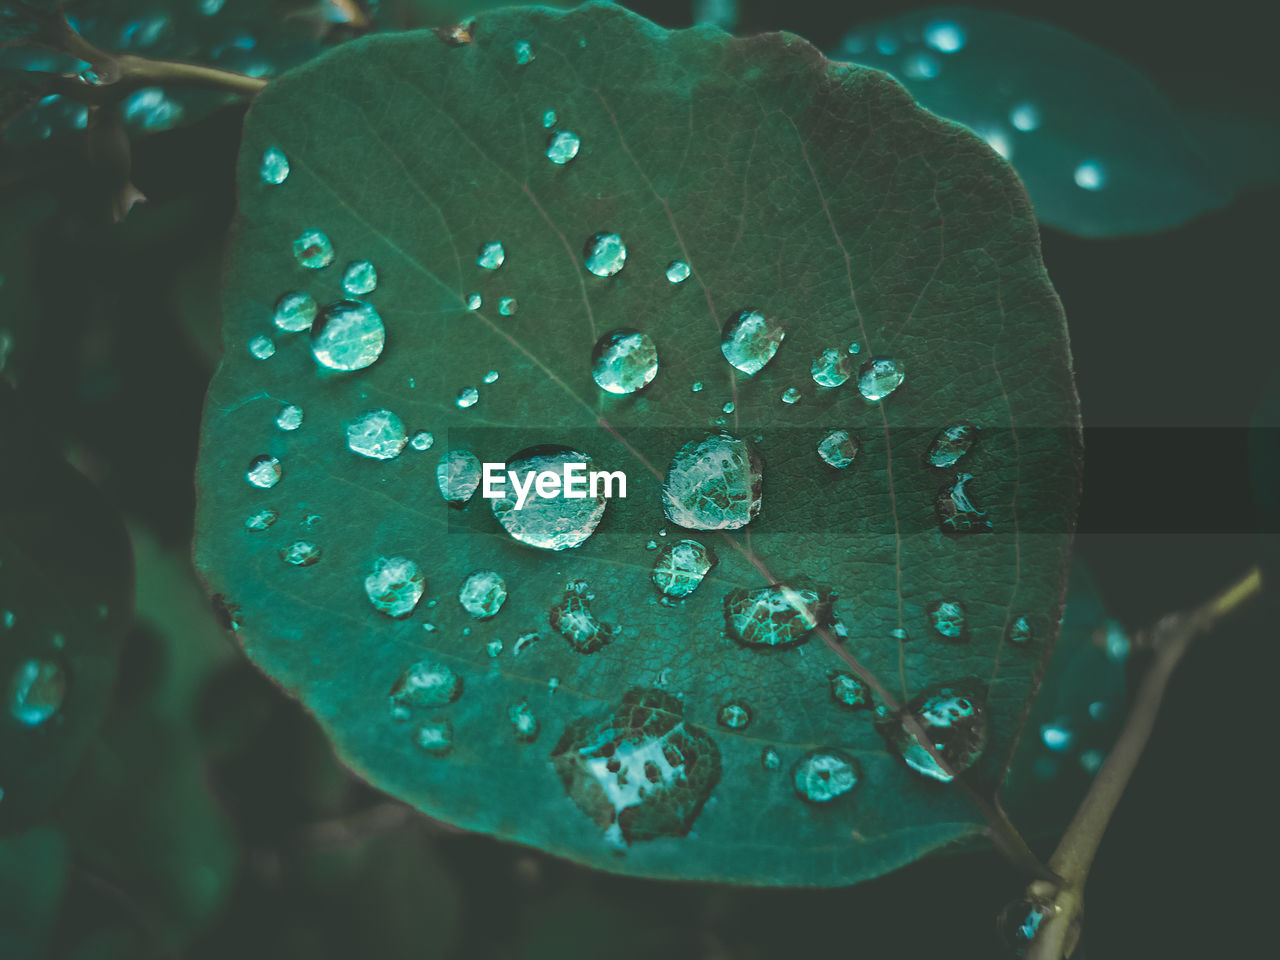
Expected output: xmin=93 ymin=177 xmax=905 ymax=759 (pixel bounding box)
xmin=195 ymin=2 xmax=1081 ymax=885
xmin=833 ymin=6 xmax=1233 ymax=237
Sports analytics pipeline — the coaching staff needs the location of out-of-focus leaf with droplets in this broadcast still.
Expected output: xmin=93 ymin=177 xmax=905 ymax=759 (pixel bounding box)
xmin=195 ymin=2 xmax=1080 ymax=886
xmin=831 ymin=6 xmax=1233 ymax=237
xmin=0 ymin=383 xmax=133 ymax=830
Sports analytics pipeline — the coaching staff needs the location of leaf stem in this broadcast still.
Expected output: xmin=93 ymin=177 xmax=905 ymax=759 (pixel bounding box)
xmin=1026 ymin=566 xmax=1262 ymax=960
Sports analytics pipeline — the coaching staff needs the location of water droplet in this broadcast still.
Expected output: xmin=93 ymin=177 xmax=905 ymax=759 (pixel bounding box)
xmin=1080 ymin=749 xmax=1105 ymax=775
xmin=455 ymin=387 xmax=479 ymax=409
xmin=364 ymin=556 xmax=424 ymax=618
xmin=513 ymin=632 xmax=539 ymax=655
xmin=498 ymin=297 xmax=517 ymax=316
xmin=761 ymin=747 xmax=781 ymax=770
xmin=247 ymin=335 xmax=275 ymax=360
xmin=591 ymin=329 xmax=658 ymax=395
xmin=274 ymin=291 xmax=317 ymax=332
xmin=416 ymin=720 xmax=453 ymax=755
xmin=342 ymin=260 xmax=378 ymax=296
xmin=458 ymin=570 xmax=507 ymax=619
xmin=546 ymin=129 xmax=580 ymax=164
xmin=548 ymin=676 xmax=560 ymax=692
xmin=724 ymin=582 xmax=834 ymax=648
xmin=8 ymin=658 xmax=65 ymax=726
xmin=293 ymin=229 xmax=334 ymax=269
xmin=691 ymin=381 xmax=703 ymax=392
xmin=830 ymin=673 xmax=870 ymax=710
xmin=436 ymin=449 xmax=481 ymax=505
xmin=477 ymin=241 xmax=505 ymax=270
xmin=817 ymin=429 xmax=859 ymax=468
xmin=935 ymin=472 xmax=992 ymax=534
xmin=542 ymin=109 xmax=557 ymax=128
xmin=928 ymin=599 xmax=968 ymax=641
xmin=661 ymin=434 xmax=762 ymax=530
xmin=721 ymin=401 xmax=734 ymax=415
xmin=584 ymin=232 xmax=626 ymax=278
xmin=1010 ymin=102 xmax=1041 ymax=132
xmin=514 ymin=40 xmax=534 ymax=65
xmin=781 ymin=387 xmax=801 ymax=405
xmin=2 ymin=611 xmax=14 ymax=629
xmin=923 ymin=20 xmax=965 ymax=53
xmin=902 ymin=51 xmax=940 ymax=79
xmin=345 ymin=409 xmax=407 ymax=460
xmin=791 ymin=749 xmax=860 ymax=803
xmin=276 ymin=404 xmax=303 ymax=431
xmin=550 ymin=579 xmax=617 ymax=653
xmin=720 ymin=309 xmax=784 ymax=375
xmin=245 ymin=509 xmax=277 ymax=530
xmin=926 ymin=423 xmax=980 ymax=467
xmin=260 ymin=146 xmax=289 ymax=184
xmin=491 ymin=446 xmax=609 ymax=550
xmin=1040 ymin=718 xmax=1074 ymax=753
xmin=848 ymin=341 xmax=861 ymax=354
xmin=856 ymin=357 xmax=905 ymax=401
xmin=1007 ymin=615 xmax=1034 ymax=645
xmin=486 ymin=639 xmax=503 ymax=657
xmin=246 ymin=455 xmax=281 ymax=488
xmin=811 ymin=348 xmax=852 ymax=387
xmin=1074 ymin=160 xmax=1106 ymax=190
xmin=666 ymin=261 xmax=691 ymax=284
xmin=483 ymin=370 xmax=499 ymax=384
xmin=875 ymin=678 xmax=988 ymax=782
xmin=997 ymin=899 xmax=1058 ymax=959
xmin=311 ymin=300 xmax=385 ymax=371
xmin=409 ymin=431 xmax=434 ymax=452
xmin=466 ymin=293 xmax=482 ymax=310
xmin=551 ymin=689 xmax=721 ymax=848
xmin=650 ymin=539 xmax=716 ymax=599
xmin=279 ymin=540 xmax=321 ymax=566
xmin=390 ymin=661 xmax=462 ymax=713
xmin=717 ymin=702 xmax=751 ymax=729
xmin=436 ymin=21 xmax=473 ymax=45
xmin=509 ymin=699 xmax=539 ymax=741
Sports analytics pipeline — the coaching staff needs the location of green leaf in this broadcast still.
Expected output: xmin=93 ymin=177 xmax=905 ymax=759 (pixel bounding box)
xmin=195 ymin=2 xmax=1081 ymax=885
xmin=832 ymin=6 xmax=1233 ymax=237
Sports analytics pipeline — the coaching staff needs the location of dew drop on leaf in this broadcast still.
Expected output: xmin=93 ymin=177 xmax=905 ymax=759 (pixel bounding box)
xmin=477 ymin=241 xmax=505 ymax=270
xmin=273 ymin=291 xmax=317 ymax=332
xmin=342 ymin=260 xmax=378 ymax=296
xmin=436 ymin=449 xmax=481 ymax=505
xmin=455 ymin=387 xmax=479 ymax=409
xmin=925 ymin=423 xmax=980 ymax=467
xmin=875 ymin=678 xmax=989 ymax=782
xmin=583 ymin=232 xmax=626 ymax=278
xmin=935 ymin=472 xmax=993 ymax=534
xmin=791 ymin=749 xmax=860 ymax=803
xmin=345 ymin=409 xmax=407 ymax=460
xmin=247 ymin=335 xmax=275 ymax=360
xmin=690 ymin=381 xmax=703 ymax=393
xmin=546 ymin=129 xmax=581 ymax=164
xmin=259 ymin=146 xmax=289 ymax=184
xmin=665 ymin=260 xmax=691 ymax=284
xmin=276 ymin=404 xmax=303 ymax=431
xmin=817 ymin=429 xmax=859 ymax=468
xmin=724 ymin=583 xmax=834 ymax=648
xmin=928 ymin=599 xmax=969 ymax=640
xmin=491 ymin=447 xmax=608 ymax=550
xmin=509 ymin=699 xmax=539 ymax=741
xmin=483 ymin=370 xmax=499 ymax=384
xmin=811 ymin=347 xmax=852 ymax=387
xmin=514 ymin=40 xmax=534 ymax=65
xmin=661 ymin=434 xmax=762 ymax=531
xmin=923 ymin=19 xmax=966 ymax=53
xmin=245 ymin=454 xmax=281 ymax=488
xmin=8 ymin=658 xmax=65 ymax=727
xmin=830 ymin=672 xmax=870 ymax=710
xmin=856 ymin=357 xmax=905 ymax=401
xmin=549 ymin=579 xmax=617 ymax=653
xmin=409 ymin=431 xmax=434 ymax=452
xmin=781 ymin=387 xmax=801 ymax=405
xmin=716 ymin=702 xmax=752 ymax=729
xmin=245 ymin=509 xmax=277 ymax=531
xmin=292 ymin=229 xmax=334 ymax=269
xmin=1074 ymin=160 xmax=1106 ymax=190
xmin=1007 ymin=615 xmax=1034 ymax=645
xmin=279 ymin=540 xmax=321 ymax=566
xmin=466 ymin=293 xmax=481 ymax=310
xmin=498 ymin=297 xmax=517 ymax=316
xmin=1010 ymin=102 xmax=1041 ymax=132
xmin=416 ymin=720 xmax=453 ymax=756
xmin=486 ymin=639 xmax=503 ymax=657
xmin=390 ymin=661 xmax=462 ymax=712
xmin=364 ymin=556 xmax=425 ymax=618
xmin=591 ymin=329 xmax=658 ymax=395
xmin=541 ymin=109 xmax=556 ymax=128
xmin=761 ymin=747 xmax=781 ymax=771
xmin=310 ymin=300 xmax=385 ymax=371
xmin=458 ymin=570 xmax=507 ymax=620
xmin=650 ymin=539 xmax=716 ymax=599
xmin=720 ymin=309 xmax=784 ymax=375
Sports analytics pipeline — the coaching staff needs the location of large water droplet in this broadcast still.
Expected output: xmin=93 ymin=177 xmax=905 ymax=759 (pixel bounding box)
xmin=856 ymin=357 xmax=905 ymax=401
xmin=342 ymin=260 xmax=378 ymax=296
xmin=276 ymin=404 xmax=303 ymax=431
xmin=717 ymin=702 xmax=752 ymax=729
xmin=830 ymin=672 xmax=870 ymax=710
xmin=724 ymin=582 xmax=834 ymax=648
xmin=650 ymin=539 xmax=716 ymax=599
xmin=248 ymin=335 xmax=275 ymax=360
xmin=274 ymin=291 xmax=317 ymax=332
xmin=260 ymin=146 xmax=289 ymax=184
xmin=666 ymin=261 xmax=691 ymax=284
xmin=720 ymin=309 xmax=784 ymax=375
xmin=549 ymin=579 xmax=617 ymax=654
xmin=246 ymin=455 xmax=281 ymax=488
xmin=293 ymin=229 xmax=334 ymax=269
xmin=9 ymin=658 xmax=65 ymax=726
xmin=875 ymin=678 xmax=989 ymax=782
xmin=546 ymin=129 xmax=580 ymax=164
xmin=926 ymin=423 xmax=980 ymax=468
xmin=584 ymin=232 xmax=626 ymax=278
xmin=660 ymin=434 xmax=762 ymax=530
xmin=491 ymin=446 xmax=608 ymax=550
xmin=458 ymin=570 xmax=507 ymax=619
xmin=791 ymin=749 xmax=860 ymax=803
xmin=364 ymin=556 xmax=424 ymax=618
xmin=279 ymin=540 xmax=321 ymax=566
xmin=936 ymin=472 xmax=992 ymax=534
xmin=390 ymin=661 xmax=462 ymax=714
xmin=551 ymin=689 xmax=721 ymax=849
xmin=436 ymin=449 xmax=481 ymax=505
xmin=477 ymin=241 xmax=505 ymax=270
xmin=509 ymin=699 xmax=539 ymax=741
xmin=310 ymin=300 xmax=385 ymax=371
xmin=344 ymin=409 xmax=407 ymax=460
xmin=817 ymin=429 xmax=859 ymax=468
xmin=416 ymin=720 xmax=454 ymax=755
xmin=591 ymin=329 xmax=658 ymax=395
xmin=811 ymin=348 xmax=852 ymax=387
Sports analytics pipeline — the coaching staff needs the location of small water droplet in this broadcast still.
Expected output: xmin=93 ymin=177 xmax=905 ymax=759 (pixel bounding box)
xmin=856 ymin=357 xmax=905 ymax=401
xmin=477 ymin=241 xmax=505 ymax=270
xmin=584 ymin=232 xmax=626 ymax=278
xmin=345 ymin=409 xmax=407 ymax=460
xmin=661 ymin=434 xmax=762 ymax=530
xmin=276 ymin=404 xmax=303 ymax=431
xmin=792 ymin=749 xmax=860 ymax=803
xmin=548 ymin=676 xmax=560 ymax=692
xmin=9 ymin=658 xmax=65 ymax=726
xmin=591 ymin=329 xmax=658 ymax=394
xmin=491 ymin=446 xmax=609 ymax=550
xmin=279 ymin=540 xmax=321 ymax=566
xmin=466 ymin=293 xmax=482 ymax=310
xmin=720 ymin=309 xmax=784 ymax=375
xmin=546 ymin=129 xmax=580 ymax=164
xmin=936 ymin=472 xmax=992 ymax=534
xmin=781 ymin=387 xmax=801 ymax=405
xmin=364 ymin=556 xmax=424 ymax=618
xmin=260 ymin=146 xmax=289 ymax=184
xmin=436 ymin=449 xmax=482 ymax=505
xmin=817 ymin=429 xmax=859 ymax=468
xmin=875 ymin=678 xmax=988 ymax=782
xmin=246 ymin=455 xmax=281 ymax=488
xmin=513 ymin=632 xmax=539 ymax=655
xmin=830 ymin=672 xmax=870 ymax=710
xmin=761 ymin=747 xmax=781 ymax=771
xmin=455 ymin=387 xmax=479 ymax=409
xmin=724 ymin=582 xmax=833 ymax=648
xmin=390 ymin=661 xmax=462 ymax=712
xmin=342 ymin=260 xmax=378 ymax=296
xmin=245 ymin=508 xmax=277 ymax=531
xmin=416 ymin=720 xmax=454 ymax=755
xmin=274 ymin=291 xmax=317 ymax=332
xmin=666 ymin=260 xmax=691 ymax=284
xmin=1080 ymin=749 xmax=1105 ymax=775
xmin=717 ymin=702 xmax=752 ymax=729
xmin=1074 ymin=160 xmax=1106 ymax=190
xmin=923 ymin=20 xmax=965 ymax=53
xmin=514 ymin=40 xmax=534 ymax=65
xmin=509 ymin=699 xmax=539 ymax=741
xmin=458 ymin=570 xmax=507 ymax=619
xmin=811 ymin=348 xmax=852 ymax=387
xmin=293 ymin=229 xmax=334 ymax=269
xmin=311 ymin=300 xmax=385 ymax=371
xmin=848 ymin=341 xmax=860 ymax=354
xmin=486 ymin=639 xmax=503 ymax=657
xmin=928 ymin=599 xmax=968 ymax=641
xmin=925 ymin=423 xmax=980 ymax=467
xmin=549 ymin=579 xmax=617 ymax=653
xmin=650 ymin=539 xmax=716 ymax=599
xmin=498 ymin=297 xmax=517 ymax=316
xmin=1010 ymin=102 xmax=1041 ymax=132
xmin=1006 ymin=615 xmax=1033 ymax=646
xmin=1 ymin=611 xmax=13 ymax=629
xmin=1040 ymin=718 xmax=1074 ymax=753
xmin=483 ymin=370 xmax=499 ymax=384
xmin=691 ymin=381 xmax=703 ymax=393
xmin=542 ymin=109 xmax=557 ymax=128
xmin=409 ymin=431 xmax=434 ymax=451
xmin=997 ymin=899 xmax=1058 ymax=959
xmin=721 ymin=401 xmax=734 ymax=414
